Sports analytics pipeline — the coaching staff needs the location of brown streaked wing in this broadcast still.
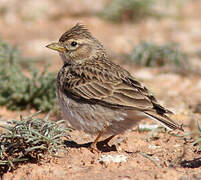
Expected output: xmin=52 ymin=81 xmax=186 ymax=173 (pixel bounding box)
xmin=64 ymin=69 xmax=153 ymax=111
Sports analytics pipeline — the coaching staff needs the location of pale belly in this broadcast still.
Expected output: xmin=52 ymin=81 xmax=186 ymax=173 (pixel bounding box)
xmin=57 ymin=88 xmax=144 ymax=135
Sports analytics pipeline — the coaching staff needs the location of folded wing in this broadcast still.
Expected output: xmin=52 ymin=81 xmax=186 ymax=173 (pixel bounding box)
xmin=63 ymin=63 xmax=183 ymax=131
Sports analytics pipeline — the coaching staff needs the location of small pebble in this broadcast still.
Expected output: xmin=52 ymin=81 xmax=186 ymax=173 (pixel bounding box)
xmin=98 ymin=154 xmax=128 ymax=163
xmin=138 ymin=124 xmax=159 ymax=131
xmin=148 ymin=145 xmax=160 ymax=149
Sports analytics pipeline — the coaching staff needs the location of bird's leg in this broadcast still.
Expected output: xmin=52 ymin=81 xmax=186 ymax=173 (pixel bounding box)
xmin=95 ymin=135 xmax=116 ymax=152
xmin=89 ymin=124 xmax=110 ymax=153
xmin=89 ymin=129 xmax=105 ymax=153
xmin=101 ymin=135 xmax=115 ymax=145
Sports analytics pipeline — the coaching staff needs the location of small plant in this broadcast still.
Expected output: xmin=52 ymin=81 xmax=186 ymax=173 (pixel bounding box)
xmin=0 ymin=112 xmax=70 ymax=175
xmin=0 ymin=39 xmax=57 ymax=111
xmin=99 ymin=0 xmax=155 ymax=22
xmin=129 ymin=42 xmax=188 ymax=67
xmin=189 ymin=119 xmax=201 ymax=152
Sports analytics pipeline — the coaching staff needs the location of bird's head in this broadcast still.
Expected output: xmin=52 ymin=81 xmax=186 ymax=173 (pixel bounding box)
xmin=46 ymin=24 xmax=105 ymax=64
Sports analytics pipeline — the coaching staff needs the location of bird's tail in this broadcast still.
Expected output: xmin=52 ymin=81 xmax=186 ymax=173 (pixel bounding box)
xmin=144 ymin=111 xmax=183 ymax=131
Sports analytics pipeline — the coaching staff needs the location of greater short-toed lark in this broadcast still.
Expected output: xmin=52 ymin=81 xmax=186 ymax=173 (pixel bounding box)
xmin=46 ymin=24 xmax=183 ymax=152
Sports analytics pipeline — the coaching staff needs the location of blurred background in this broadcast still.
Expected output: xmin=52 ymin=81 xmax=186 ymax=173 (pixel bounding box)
xmin=0 ymin=0 xmax=200 ymax=62
xmin=0 ymin=0 xmax=201 ymax=117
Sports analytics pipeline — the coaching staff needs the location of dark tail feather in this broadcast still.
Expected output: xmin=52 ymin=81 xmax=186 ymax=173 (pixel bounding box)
xmin=144 ymin=111 xmax=183 ymax=131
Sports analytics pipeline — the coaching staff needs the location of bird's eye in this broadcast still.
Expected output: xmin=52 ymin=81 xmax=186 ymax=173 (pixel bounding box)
xmin=71 ymin=41 xmax=77 ymax=47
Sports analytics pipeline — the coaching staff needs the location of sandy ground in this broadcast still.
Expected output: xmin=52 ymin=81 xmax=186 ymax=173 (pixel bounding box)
xmin=0 ymin=0 xmax=201 ymax=179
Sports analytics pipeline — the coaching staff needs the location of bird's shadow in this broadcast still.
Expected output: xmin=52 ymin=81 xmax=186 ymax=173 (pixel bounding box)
xmin=180 ymin=157 xmax=201 ymax=168
xmin=64 ymin=140 xmax=117 ymax=153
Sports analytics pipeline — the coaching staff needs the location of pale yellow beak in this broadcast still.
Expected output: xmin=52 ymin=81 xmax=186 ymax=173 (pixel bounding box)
xmin=46 ymin=42 xmax=66 ymax=52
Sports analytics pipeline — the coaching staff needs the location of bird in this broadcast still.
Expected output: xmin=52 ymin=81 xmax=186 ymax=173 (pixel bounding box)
xmin=46 ymin=23 xmax=183 ymax=152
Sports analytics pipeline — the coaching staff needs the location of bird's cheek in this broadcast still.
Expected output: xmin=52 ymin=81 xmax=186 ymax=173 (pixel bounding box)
xmin=74 ymin=49 xmax=90 ymax=60
xmin=80 ymin=46 xmax=93 ymax=59
xmin=59 ymin=52 xmax=71 ymax=63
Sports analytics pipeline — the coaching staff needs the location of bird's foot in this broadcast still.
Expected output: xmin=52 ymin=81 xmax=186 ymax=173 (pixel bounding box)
xmin=89 ymin=143 xmax=100 ymax=154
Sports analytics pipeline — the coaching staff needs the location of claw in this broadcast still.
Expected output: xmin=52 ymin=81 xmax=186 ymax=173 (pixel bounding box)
xmin=89 ymin=146 xmax=100 ymax=154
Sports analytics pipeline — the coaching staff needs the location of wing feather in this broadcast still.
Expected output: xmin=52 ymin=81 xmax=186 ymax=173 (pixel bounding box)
xmin=63 ymin=66 xmax=153 ymax=111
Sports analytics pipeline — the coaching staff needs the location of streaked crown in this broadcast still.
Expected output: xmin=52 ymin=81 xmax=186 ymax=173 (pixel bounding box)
xmin=59 ymin=23 xmax=93 ymax=42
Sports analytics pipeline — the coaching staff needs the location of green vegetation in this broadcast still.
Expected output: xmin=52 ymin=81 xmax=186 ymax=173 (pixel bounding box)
xmin=100 ymin=0 xmax=155 ymax=22
xmin=191 ymin=120 xmax=201 ymax=152
xmin=0 ymin=39 xmax=57 ymax=111
xmin=0 ymin=112 xmax=70 ymax=174
xmin=129 ymin=42 xmax=188 ymax=67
